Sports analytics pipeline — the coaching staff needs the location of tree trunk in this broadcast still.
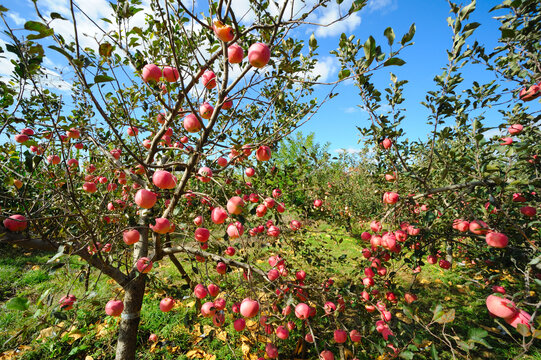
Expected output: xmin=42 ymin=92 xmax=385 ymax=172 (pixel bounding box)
xmin=115 ymin=275 xmax=146 ymax=360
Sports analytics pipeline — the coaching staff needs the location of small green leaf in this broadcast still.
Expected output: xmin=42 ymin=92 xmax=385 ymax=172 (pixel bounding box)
xmin=434 ymin=308 xmax=455 ymax=324
xmin=6 ymin=296 xmax=30 ymax=311
xmin=430 ymin=344 xmax=439 ymax=360
xmin=384 ymin=57 xmax=406 ymax=66
xmin=338 ymin=69 xmax=351 ymax=80
xmin=384 ymin=27 xmax=395 ymax=46
xmin=50 ymin=12 xmax=67 ymax=20
xmin=94 ymin=75 xmax=115 ymax=84
xmin=24 ymin=20 xmax=49 ymax=33
xmin=516 ymin=323 xmax=531 ymax=337
xmin=401 ymin=23 xmax=416 ymax=45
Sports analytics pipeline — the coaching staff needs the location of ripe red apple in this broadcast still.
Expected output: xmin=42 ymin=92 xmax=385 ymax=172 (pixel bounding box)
xmin=152 ymin=170 xmax=177 ymax=189
xmin=162 ymin=66 xmax=179 ymax=82
xmin=268 ymin=269 xmax=280 ymax=281
xmin=83 ymin=182 xmax=97 ymax=193
xmin=519 ymin=83 xmax=541 ymax=101
xmin=240 ymin=298 xmax=260 ymax=318
xmin=290 ymin=220 xmax=302 ymax=231
xmin=500 ymin=137 xmax=513 ymax=145
xmin=46 ymin=155 xmax=60 ymax=165
xmin=217 ymin=157 xmax=227 ymax=167
xmin=233 ymin=318 xmax=246 ymax=331
xmin=267 ymin=225 xmax=280 ymax=237
xmin=59 ymin=294 xmax=76 ymax=310
xmin=486 ymin=295 xmax=518 ymax=319
xmin=183 ymin=113 xmax=202 ymax=133
xmin=383 ymin=191 xmax=399 ymax=204
xmin=149 ymin=334 xmax=158 ymax=343
xmin=275 ymin=325 xmax=289 ymax=340
xmin=194 ymin=228 xmax=210 ymax=242
xmin=105 ymin=299 xmax=124 ymax=316
xmin=227 ymin=196 xmax=245 ymax=215
xmin=245 ymin=167 xmax=255 ymax=177
xmin=211 ymin=207 xmax=228 ymax=224
xmin=255 ymin=145 xmax=271 ymax=161
xmin=320 ymin=350 xmax=335 ymax=360
xmin=14 ymin=134 xmax=29 ymax=143
xmin=469 ymin=220 xmax=489 ymax=235
xmin=3 ymin=214 xmax=28 ymax=232
xmin=486 ymin=232 xmax=508 ymax=248
xmin=439 ymin=259 xmax=451 ymax=269
xmin=199 ymin=102 xmax=214 ymax=119
xmin=21 ymin=128 xmax=34 ymax=136
xmin=149 ymin=218 xmax=172 ymax=234
xmin=265 ymin=343 xmax=278 ymax=359
xmin=201 ymin=70 xmax=216 ymax=89
xmin=296 ymin=270 xmax=306 ymax=281
xmin=216 ymin=262 xmax=227 ymax=275
xmin=123 ymin=229 xmax=140 ymax=245
xmin=225 ymin=246 xmax=235 ymax=256
xmin=313 ymin=199 xmax=323 ymax=208
xmin=350 ymin=329 xmax=361 ymax=342
xmin=404 ymin=293 xmax=418 ymax=304
xmin=66 ymin=128 xmax=80 ymax=138
xmin=134 ymin=189 xmax=157 ymax=209
xmin=222 ymin=97 xmax=233 ymax=110
xmin=508 ymin=124 xmax=523 ymax=135
xmin=136 ymin=257 xmax=153 ymax=273
xmin=381 ymin=138 xmax=392 ymax=149
xmin=333 ymin=329 xmax=347 ymax=343
xmin=370 ymin=220 xmax=382 ymax=232
xmin=194 ymin=284 xmax=208 ymax=299
xmin=193 ymin=216 xmax=203 ymax=227
xmin=305 ymin=333 xmax=314 ymax=343
xmin=520 ymin=206 xmax=536 ymax=217
xmin=201 ymin=301 xmax=216 ymax=317
xmin=248 ymin=43 xmax=271 ymax=68
xmin=142 ymin=64 xmax=162 ymax=82
xmin=226 ymin=221 xmax=244 ymax=239
xmin=228 ymin=44 xmax=244 ymax=64
xmin=294 ymin=303 xmax=310 ymax=319
xmin=160 ymin=297 xmax=175 ymax=312
xmin=505 ymin=309 xmax=531 ymax=328
xmin=492 ymin=285 xmax=506 ymax=295
xmin=214 ymin=298 xmax=226 ymax=310
xmin=207 ymin=283 xmax=220 ymax=297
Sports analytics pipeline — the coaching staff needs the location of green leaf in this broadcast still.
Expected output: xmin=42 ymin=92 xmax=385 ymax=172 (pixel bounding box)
xmin=338 ymin=69 xmax=351 ymax=80
xmin=0 ymin=5 xmax=8 ymax=13
xmin=24 ymin=20 xmax=49 ymax=33
xmin=384 ymin=57 xmax=405 ymax=66
xmin=384 ymin=27 xmax=395 ymax=46
xmin=434 ymin=308 xmax=455 ymax=324
xmin=399 ymin=351 xmax=414 ymax=360
xmin=363 ymin=36 xmax=376 ymax=61
xmin=94 ymin=75 xmax=115 ymax=83
xmin=401 ymin=23 xmax=416 ymax=45
xmin=349 ymin=0 xmax=367 ymax=14
xmin=6 ymin=296 xmax=30 ymax=311
xmin=430 ymin=344 xmax=439 ymax=360
xmin=50 ymin=12 xmax=67 ymax=20
xmin=516 ymin=323 xmax=531 ymax=337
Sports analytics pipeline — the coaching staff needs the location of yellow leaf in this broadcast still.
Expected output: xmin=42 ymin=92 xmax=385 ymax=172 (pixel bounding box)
xmin=241 ymin=343 xmax=251 ymax=356
xmin=216 ymin=329 xmax=228 ymax=342
xmin=85 ymin=356 xmax=94 ymax=360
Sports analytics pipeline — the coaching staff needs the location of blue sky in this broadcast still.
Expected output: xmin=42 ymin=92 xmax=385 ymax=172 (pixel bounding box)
xmin=1 ymin=0 xmax=524 ymax=153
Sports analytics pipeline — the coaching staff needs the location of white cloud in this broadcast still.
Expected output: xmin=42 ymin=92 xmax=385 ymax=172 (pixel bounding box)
xmin=309 ymin=56 xmax=338 ymax=83
xmin=366 ymin=0 xmax=398 ymax=13
xmin=334 ymin=148 xmax=362 ymax=154
xmin=7 ymin=12 xmax=26 ymax=26
xmin=313 ymin=1 xmax=362 ymax=38
xmin=344 ymin=106 xmax=359 ymax=113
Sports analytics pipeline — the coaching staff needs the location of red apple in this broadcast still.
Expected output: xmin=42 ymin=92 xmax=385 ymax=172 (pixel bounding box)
xmin=227 ymin=196 xmax=245 ymax=215
xmin=134 ymin=189 xmax=157 ymax=209
xmin=201 ymin=70 xmax=216 ymax=89
xmin=255 ymin=145 xmax=271 ymax=161
xmin=240 ymin=298 xmax=259 ymax=318
xmin=211 ymin=207 xmax=228 ymax=224
xmin=213 ymin=19 xmax=234 ymax=42
xmin=228 ymin=44 xmax=244 ymax=63
xmin=486 ymin=295 xmax=518 ymax=319
xmin=248 ymin=43 xmax=271 ymax=68
xmin=123 ymin=229 xmax=140 ymax=245
xmin=149 ymin=218 xmax=172 ymax=234
xmin=160 ymin=297 xmax=175 ymax=312
xmin=162 ymin=66 xmax=179 ymax=82
xmin=486 ymin=232 xmax=508 ymax=248
xmin=3 ymin=214 xmax=28 ymax=232
xmin=142 ymin=64 xmax=162 ymax=83
xmin=105 ymin=299 xmax=124 ymax=316
xmin=183 ymin=113 xmax=202 ymax=133
xmin=152 ymin=170 xmax=177 ymax=189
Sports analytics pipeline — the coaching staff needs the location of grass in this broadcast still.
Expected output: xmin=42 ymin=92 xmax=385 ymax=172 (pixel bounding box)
xmin=0 ymin=224 xmax=540 ymax=359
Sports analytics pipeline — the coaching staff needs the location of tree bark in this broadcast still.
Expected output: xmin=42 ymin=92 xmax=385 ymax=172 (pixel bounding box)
xmin=115 ymin=275 xmax=146 ymax=360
